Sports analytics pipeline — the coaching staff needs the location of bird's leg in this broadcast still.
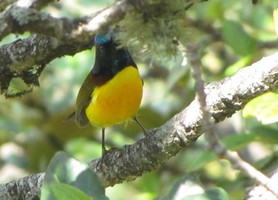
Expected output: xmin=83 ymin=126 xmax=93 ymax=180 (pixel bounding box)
xmin=101 ymin=128 xmax=107 ymax=155
xmin=96 ymin=128 xmax=107 ymax=170
xmin=133 ymin=116 xmax=147 ymax=135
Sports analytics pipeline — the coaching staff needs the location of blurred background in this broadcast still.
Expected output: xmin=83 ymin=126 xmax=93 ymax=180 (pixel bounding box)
xmin=1 ymin=0 xmax=278 ymax=199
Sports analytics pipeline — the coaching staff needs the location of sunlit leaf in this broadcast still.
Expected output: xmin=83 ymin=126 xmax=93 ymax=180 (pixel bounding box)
xmin=224 ymin=55 xmax=252 ymax=76
xmin=243 ymin=92 xmax=278 ymax=124
xmin=273 ymin=8 xmax=278 ymax=37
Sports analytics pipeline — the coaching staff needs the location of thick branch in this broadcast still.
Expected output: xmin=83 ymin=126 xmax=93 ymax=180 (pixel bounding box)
xmin=0 ymin=173 xmax=44 ymax=200
xmin=0 ymin=0 xmax=153 ymax=95
xmin=0 ymin=0 xmax=202 ymax=96
xmin=0 ymin=0 xmax=133 ymax=93
xmin=0 ymin=0 xmax=150 ymax=42
xmin=0 ymin=51 xmax=277 ymax=198
xmin=0 ymin=5 xmax=80 ymax=41
xmin=91 ymin=51 xmax=278 ymax=186
xmin=0 ymin=0 xmax=53 ymax=36
xmin=0 ymin=34 xmax=94 ymax=94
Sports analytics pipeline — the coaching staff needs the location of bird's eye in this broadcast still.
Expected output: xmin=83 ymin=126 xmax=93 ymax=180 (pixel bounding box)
xmin=99 ymin=46 xmax=105 ymax=52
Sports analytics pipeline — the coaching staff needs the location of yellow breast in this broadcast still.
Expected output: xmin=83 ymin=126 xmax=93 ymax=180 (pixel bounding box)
xmin=85 ymin=66 xmax=143 ymax=127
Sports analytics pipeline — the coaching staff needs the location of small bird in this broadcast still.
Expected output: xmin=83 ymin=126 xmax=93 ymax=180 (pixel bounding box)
xmin=70 ymin=28 xmax=144 ymax=154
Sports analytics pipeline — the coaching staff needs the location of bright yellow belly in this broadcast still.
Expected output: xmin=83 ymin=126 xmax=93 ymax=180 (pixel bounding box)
xmin=85 ymin=66 xmax=143 ymax=127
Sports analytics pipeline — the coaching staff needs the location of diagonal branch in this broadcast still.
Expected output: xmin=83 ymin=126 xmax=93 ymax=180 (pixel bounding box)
xmin=0 ymin=52 xmax=278 ymax=198
xmin=91 ymin=51 xmax=278 ymax=187
xmin=0 ymin=51 xmax=277 ymax=198
xmin=188 ymin=44 xmax=278 ymax=197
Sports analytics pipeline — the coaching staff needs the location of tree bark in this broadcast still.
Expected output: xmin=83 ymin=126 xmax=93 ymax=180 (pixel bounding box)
xmin=0 ymin=0 xmax=203 ymax=96
xmin=1 ymin=0 xmax=277 ymax=199
xmin=0 ymin=51 xmax=277 ymax=199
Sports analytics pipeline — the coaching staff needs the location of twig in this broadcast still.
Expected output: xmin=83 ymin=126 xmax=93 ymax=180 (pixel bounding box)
xmin=187 ymin=44 xmax=278 ymax=198
xmin=187 ymin=18 xmax=278 ymax=49
xmin=0 ymin=0 xmax=16 ymax=12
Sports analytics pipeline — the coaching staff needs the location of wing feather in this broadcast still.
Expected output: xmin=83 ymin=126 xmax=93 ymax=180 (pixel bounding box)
xmin=75 ymin=73 xmax=95 ymax=127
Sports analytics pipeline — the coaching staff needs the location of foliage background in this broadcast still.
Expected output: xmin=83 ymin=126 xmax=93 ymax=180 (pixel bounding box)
xmin=1 ymin=0 xmax=278 ymax=199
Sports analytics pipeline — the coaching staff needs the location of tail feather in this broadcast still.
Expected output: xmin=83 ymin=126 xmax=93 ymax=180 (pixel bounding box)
xmin=63 ymin=111 xmax=76 ymax=124
xmin=63 ymin=111 xmax=89 ymax=127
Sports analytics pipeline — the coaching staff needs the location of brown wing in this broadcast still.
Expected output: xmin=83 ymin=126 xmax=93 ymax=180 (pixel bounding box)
xmin=74 ymin=73 xmax=95 ymax=127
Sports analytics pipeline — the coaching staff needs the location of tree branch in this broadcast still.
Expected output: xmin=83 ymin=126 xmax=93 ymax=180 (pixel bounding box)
xmin=0 ymin=0 xmax=53 ymax=34
xmin=1 ymin=0 xmax=182 ymax=42
xmin=0 ymin=34 xmax=94 ymax=95
xmin=245 ymin=170 xmax=278 ymax=200
xmin=0 ymin=50 xmax=277 ymax=198
xmin=0 ymin=0 xmax=276 ymax=198
xmin=0 ymin=0 xmax=116 ymax=41
xmin=0 ymin=0 xmax=131 ymax=91
xmin=0 ymin=0 xmax=204 ymax=96
xmin=0 ymin=173 xmax=44 ymax=200
xmin=91 ymin=51 xmax=278 ymax=187
xmin=187 ymin=44 xmax=278 ymax=197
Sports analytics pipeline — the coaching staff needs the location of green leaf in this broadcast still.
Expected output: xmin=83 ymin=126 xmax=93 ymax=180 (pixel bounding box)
xmin=221 ymin=126 xmax=278 ymax=148
xmin=243 ymin=92 xmax=278 ymax=124
xmin=222 ymin=20 xmax=257 ymax=56
xmin=273 ymin=8 xmax=278 ymax=36
xmin=161 ymin=174 xmax=229 ymax=200
xmin=252 ymin=126 xmax=278 ymax=143
xmin=47 ymin=183 xmax=91 ymax=200
xmin=255 ymin=151 xmax=278 ymax=170
xmin=187 ymin=151 xmax=216 ymax=172
xmin=224 ymin=55 xmax=252 ymax=76
xmin=221 ymin=133 xmax=256 ymax=150
xmin=41 ymin=152 xmax=107 ymax=200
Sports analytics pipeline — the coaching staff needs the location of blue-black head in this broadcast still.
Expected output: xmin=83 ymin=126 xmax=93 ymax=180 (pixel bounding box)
xmin=94 ymin=28 xmax=116 ymax=46
xmin=92 ymin=28 xmax=136 ymax=78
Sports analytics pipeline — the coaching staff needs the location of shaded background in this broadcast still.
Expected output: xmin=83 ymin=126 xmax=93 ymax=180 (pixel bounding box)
xmin=1 ymin=0 xmax=278 ymax=199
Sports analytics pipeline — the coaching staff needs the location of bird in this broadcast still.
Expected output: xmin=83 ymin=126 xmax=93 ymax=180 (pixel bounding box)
xmin=69 ymin=28 xmax=144 ymax=155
